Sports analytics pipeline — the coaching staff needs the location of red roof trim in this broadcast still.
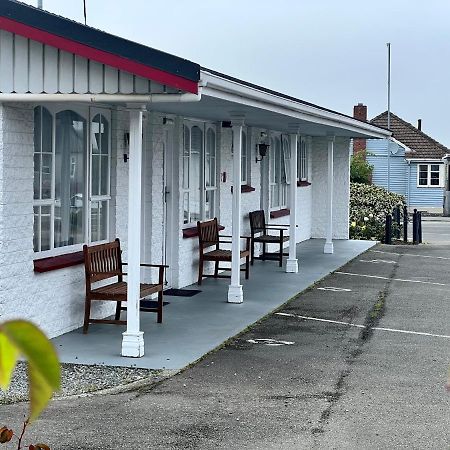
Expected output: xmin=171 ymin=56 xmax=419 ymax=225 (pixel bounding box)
xmin=0 ymin=17 xmax=198 ymax=94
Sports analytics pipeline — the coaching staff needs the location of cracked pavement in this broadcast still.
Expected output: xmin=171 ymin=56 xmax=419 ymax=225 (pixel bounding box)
xmin=2 ymin=242 xmax=450 ymax=449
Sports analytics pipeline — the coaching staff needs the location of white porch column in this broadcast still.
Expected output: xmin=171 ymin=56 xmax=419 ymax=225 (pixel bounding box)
xmin=228 ymin=116 xmax=245 ymax=303
xmin=324 ymin=136 xmax=334 ymax=254
xmin=122 ymin=108 xmax=145 ymax=357
xmin=286 ymin=132 xmax=299 ymax=273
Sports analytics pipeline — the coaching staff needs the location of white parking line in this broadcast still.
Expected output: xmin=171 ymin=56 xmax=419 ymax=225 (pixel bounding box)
xmin=317 ymin=287 xmax=352 ymax=292
xmin=247 ymin=338 xmax=295 ymax=346
xmin=276 ymin=312 xmax=364 ymax=328
xmin=275 ymin=312 xmax=450 ymax=339
xmin=371 ymin=249 xmax=450 ymax=261
xmin=336 ymin=271 xmax=448 ymax=286
xmin=359 ymin=259 xmax=397 ymax=264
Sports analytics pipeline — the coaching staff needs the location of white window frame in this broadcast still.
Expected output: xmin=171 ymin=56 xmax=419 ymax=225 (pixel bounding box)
xmin=182 ymin=120 xmax=218 ymax=226
xmin=297 ymin=136 xmax=309 ymax=182
xmin=33 ymin=105 xmax=111 ymax=256
xmin=269 ymin=134 xmax=289 ymax=210
xmin=240 ymin=128 xmax=251 ymax=185
xmin=417 ymin=163 xmax=443 ymax=188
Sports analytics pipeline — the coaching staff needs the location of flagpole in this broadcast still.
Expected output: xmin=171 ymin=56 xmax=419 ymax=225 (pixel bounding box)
xmin=387 ymin=42 xmax=391 ymax=191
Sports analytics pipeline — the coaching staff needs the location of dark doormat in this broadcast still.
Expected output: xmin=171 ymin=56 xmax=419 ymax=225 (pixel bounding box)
xmin=140 ymin=300 xmax=170 ymax=310
xmin=163 ymin=288 xmax=201 ymax=297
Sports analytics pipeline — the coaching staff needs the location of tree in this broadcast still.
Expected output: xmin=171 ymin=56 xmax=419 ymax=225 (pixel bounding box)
xmin=350 ymin=150 xmax=373 ymax=184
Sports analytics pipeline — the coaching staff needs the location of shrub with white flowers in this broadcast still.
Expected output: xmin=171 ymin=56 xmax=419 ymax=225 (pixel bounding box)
xmin=350 ymin=182 xmax=405 ymax=241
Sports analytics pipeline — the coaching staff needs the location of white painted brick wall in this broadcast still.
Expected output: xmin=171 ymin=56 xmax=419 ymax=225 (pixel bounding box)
xmin=311 ymin=137 xmax=350 ymax=239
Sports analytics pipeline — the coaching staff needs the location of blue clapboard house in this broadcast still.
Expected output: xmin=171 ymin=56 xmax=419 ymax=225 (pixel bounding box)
xmin=358 ymin=106 xmax=448 ymax=210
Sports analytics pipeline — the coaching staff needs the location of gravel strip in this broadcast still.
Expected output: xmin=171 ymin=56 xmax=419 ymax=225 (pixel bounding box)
xmin=0 ymin=362 xmax=171 ymax=404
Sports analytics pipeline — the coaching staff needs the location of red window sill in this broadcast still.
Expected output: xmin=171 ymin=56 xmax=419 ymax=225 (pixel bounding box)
xmin=34 ymin=251 xmax=84 ymax=273
xmin=270 ymin=208 xmax=290 ymax=219
xmin=183 ymin=224 xmax=225 ymax=239
xmin=230 ymin=185 xmax=256 ymax=194
xmin=297 ymin=180 xmax=311 ymax=187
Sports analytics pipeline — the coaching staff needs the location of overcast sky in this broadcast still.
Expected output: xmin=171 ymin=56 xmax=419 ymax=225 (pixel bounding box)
xmin=22 ymin=0 xmax=450 ymax=146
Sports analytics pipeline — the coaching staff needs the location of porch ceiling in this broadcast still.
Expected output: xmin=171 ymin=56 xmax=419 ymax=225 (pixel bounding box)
xmin=153 ymin=94 xmax=373 ymax=138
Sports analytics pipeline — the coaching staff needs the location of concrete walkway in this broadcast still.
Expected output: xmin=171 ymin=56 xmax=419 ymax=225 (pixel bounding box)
xmin=52 ymin=238 xmax=375 ymax=369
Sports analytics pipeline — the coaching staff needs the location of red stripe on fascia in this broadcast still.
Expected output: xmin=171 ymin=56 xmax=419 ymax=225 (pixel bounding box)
xmin=0 ymin=17 xmax=198 ymax=94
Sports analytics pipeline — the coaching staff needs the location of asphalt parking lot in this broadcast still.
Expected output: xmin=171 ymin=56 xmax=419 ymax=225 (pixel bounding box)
xmin=2 ymin=243 xmax=450 ymax=449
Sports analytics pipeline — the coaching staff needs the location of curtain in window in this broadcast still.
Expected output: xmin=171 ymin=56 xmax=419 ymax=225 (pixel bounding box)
xmin=54 ymin=110 xmax=86 ymax=247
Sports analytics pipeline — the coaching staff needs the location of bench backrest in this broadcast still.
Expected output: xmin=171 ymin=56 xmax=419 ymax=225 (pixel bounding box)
xmin=197 ymin=218 xmax=220 ymax=250
xmin=83 ymin=238 xmax=123 ymax=285
xmin=249 ymin=210 xmax=266 ymax=235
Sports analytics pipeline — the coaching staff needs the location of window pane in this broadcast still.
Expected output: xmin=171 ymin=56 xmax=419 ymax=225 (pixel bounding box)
xmin=41 ymin=153 xmax=52 ymax=199
xmin=206 ymin=129 xmax=216 ymax=188
xmin=54 ymin=110 xmax=86 ymax=248
xmin=33 ymin=206 xmax=39 ymax=252
xmin=40 ymin=205 xmax=51 ymax=251
xmin=100 ymin=155 xmax=109 ymax=195
xmin=91 ymin=154 xmax=100 ymax=196
xmin=34 ymin=107 xmax=53 ymax=201
xmin=190 ymin=126 xmax=202 ymax=222
xmin=431 ymin=164 xmax=440 ymax=172
xmin=183 ymin=192 xmax=189 ymax=224
xmin=205 ymin=190 xmax=215 ymax=220
xmin=33 ymin=154 xmax=41 ymax=200
xmin=183 ymin=126 xmax=190 ymax=189
xmin=241 ymin=131 xmax=247 ymax=183
xmin=91 ymin=200 xmax=108 ymax=242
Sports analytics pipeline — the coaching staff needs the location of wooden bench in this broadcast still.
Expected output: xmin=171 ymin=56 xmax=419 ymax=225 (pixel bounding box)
xmin=83 ymin=238 xmax=167 ymax=334
xmin=197 ymin=218 xmax=250 ymax=285
xmin=249 ymin=210 xmax=289 ymax=267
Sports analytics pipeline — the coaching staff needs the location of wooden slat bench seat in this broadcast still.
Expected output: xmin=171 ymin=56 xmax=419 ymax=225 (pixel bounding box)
xmin=197 ymin=218 xmax=250 ymax=285
xmin=83 ymin=238 xmax=167 ymax=334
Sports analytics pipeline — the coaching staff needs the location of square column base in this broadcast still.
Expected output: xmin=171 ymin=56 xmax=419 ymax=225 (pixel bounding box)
xmin=323 ymin=241 xmax=334 ymax=254
xmin=285 ymin=258 xmax=299 ymax=273
xmin=121 ymin=331 xmax=144 ymax=357
xmin=228 ymin=284 xmax=243 ymax=303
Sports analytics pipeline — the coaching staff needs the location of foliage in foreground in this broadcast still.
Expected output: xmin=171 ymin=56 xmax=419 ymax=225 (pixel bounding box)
xmin=0 ymin=320 xmax=60 ymax=449
xmin=350 ymin=182 xmax=405 ymax=241
xmin=350 ymin=150 xmax=373 ymax=184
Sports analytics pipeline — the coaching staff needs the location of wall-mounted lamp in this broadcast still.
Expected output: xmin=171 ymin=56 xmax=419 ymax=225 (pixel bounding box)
xmin=163 ymin=117 xmax=174 ymax=125
xmin=255 ymin=143 xmax=269 ymax=163
xmin=123 ymin=132 xmax=130 ymax=163
xmin=255 ymin=131 xmax=269 ymax=163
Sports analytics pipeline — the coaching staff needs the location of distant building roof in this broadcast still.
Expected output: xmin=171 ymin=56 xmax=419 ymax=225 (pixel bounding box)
xmin=370 ymin=112 xmax=448 ymax=160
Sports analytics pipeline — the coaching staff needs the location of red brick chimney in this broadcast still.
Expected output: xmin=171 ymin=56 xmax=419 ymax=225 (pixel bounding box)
xmin=353 ymin=103 xmax=367 ymax=158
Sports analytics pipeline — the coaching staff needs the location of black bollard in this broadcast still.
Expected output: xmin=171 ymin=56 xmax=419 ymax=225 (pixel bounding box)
xmin=394 ymin=206 xmax=401 ymax=238
xmin=403 ymin=205 xmax=408 ymax=243
xmin=418 ymin=211 xmax=422 ymax=244
xmin=385 ymin=214 xmax=392 ymax=245
xmin=413 ymin=209 xmax=418 ymax=244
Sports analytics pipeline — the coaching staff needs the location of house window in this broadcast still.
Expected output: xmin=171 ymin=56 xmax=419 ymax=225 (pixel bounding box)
xmin=269 ymin=135 xmax=289 ymax=209
xmin=182 ymin=122 xmax=217 ymax=224
xmin=33 ymin=106 xmax=111 ymax=253
xmin=417 ymin=164 xmax=443 ymax=187
xmin=241 ymin=129 xmax=249 ymax=185
xmin=297 ymin=137 xmax=309 ymax=181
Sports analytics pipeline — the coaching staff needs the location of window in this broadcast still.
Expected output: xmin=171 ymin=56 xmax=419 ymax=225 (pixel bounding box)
xmin=417 ymin=164 xmax=443 ymax=187
xmin=241 ymin=129 xmax=249 ymax=185
xmin=297 ymin=137 xmax=309 ymax=181
xmin=33 ymin=106 xmax=111 ymax=253
xmin=269 ymin=135 xmax=289 ymax=209
xmin=182 ymin=122 xmax=217 ymax=224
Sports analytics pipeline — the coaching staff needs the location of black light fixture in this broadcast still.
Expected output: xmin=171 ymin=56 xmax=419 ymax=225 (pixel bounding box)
xmin=255 ymin=131 xmax=269 ymax=163
xmin=123 ymin=132 xmax=130 ymax=163
xmin=256 ymin=143 xmax=269 ymax=162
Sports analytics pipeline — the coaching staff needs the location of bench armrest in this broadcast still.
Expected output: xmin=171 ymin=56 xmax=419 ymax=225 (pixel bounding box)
xmin=122 ymin=262 xmax=169 ymax=268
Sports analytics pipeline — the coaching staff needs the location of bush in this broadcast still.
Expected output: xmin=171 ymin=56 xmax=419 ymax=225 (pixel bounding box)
xmin=350 ymin=183 xmax=405 ymax=241
xmin=350 ymin=151 xmax=373 ymax=184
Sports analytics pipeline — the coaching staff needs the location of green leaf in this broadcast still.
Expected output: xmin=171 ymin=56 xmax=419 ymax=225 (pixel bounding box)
xmin=0 ymin=333 xmax=19 ymax=390
xmin=0 ymin=321 xmax=60 ymax=421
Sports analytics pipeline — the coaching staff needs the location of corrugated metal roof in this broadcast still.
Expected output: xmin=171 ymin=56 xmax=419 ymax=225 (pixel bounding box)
xmin=370 ymin=112 xmax=448 ymax=160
